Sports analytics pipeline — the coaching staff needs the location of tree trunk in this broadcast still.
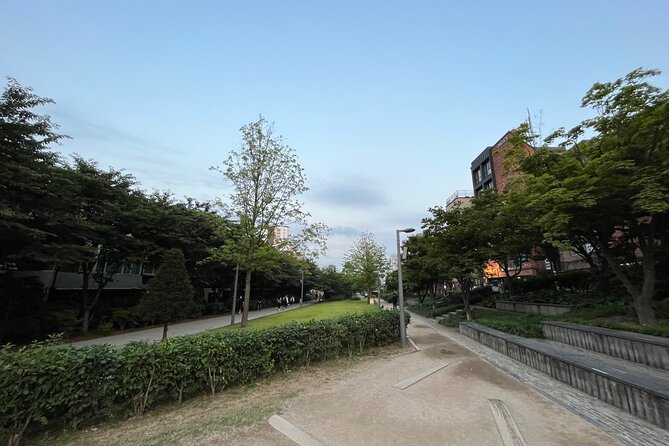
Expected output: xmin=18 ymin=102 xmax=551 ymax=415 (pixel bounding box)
xmin=501 ymin=258 xmax=513 ymax=298
xmin=463 ymin=292 xmax=472 ymax=321
xmin=241 ymin=270 xmax=252 ymax=327
xmin=81 ymin=265 xmax=91 ymax=334
xmin=43 ymin=266 xmax=60 ymax=303
xmin=82 ymin=307 xmax=91 ymax=334
xmin=162 ymin=321 xmax=168 ymax=340
xmin=635 ymin=243 xmax=657 ymax=325
xmin=598 ymin=236 xmax=656 ymax=325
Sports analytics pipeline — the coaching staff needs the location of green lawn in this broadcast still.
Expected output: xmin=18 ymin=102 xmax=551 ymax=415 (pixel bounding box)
xmin=219 ymin=300 xmax=378 ymax=331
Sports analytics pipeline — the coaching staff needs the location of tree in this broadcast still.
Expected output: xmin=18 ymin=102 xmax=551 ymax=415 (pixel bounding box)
xmin=342 ymin=232 xmax=388 ymax=304
xmin=212 ymin=116 xmax=325 ymax=327
xmin=0 ymin=78 xmax=69 ymax=263
xmin=403 ymin=234 xmax=449 ymax=306
xmin=66 ymin=158 xmax=148 ymax=334
xmin=422 ymin=205 xmax=490 ymax=321
xmin=138 ymin=249 xmax=195 ymax=340
xmin=471 ymin=190 xmax=544 ymax=297
xmin=520 ymin=68 xmax=669 ymax=324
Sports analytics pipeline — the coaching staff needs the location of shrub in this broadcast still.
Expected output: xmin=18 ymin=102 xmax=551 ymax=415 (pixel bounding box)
xmin=0 ymin=310 xmax=403 ymax=444
xmin=431 ymin=303 xmax=464 ymax=317
xmin=439 ymin=313 xmax=465 ymax=327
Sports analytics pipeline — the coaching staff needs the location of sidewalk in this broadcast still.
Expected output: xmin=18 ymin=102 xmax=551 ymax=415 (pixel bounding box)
xmin=71 ymin=302 xmax=312 ymax=347
xmin=226 ymin=313 xmax=630 ymax=446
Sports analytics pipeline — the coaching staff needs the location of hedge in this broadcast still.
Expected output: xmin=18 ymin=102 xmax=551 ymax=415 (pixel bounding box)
xmin=0 ymin=310 xmax=406 ymax=445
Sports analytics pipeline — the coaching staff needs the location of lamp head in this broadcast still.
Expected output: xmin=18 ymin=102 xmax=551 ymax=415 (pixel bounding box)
xmin=399 ymin=227 xmax=415 ymax=233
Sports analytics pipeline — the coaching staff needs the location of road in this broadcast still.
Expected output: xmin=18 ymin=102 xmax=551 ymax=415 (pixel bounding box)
xmin=71 ymin=302 xmax=311 ymax=347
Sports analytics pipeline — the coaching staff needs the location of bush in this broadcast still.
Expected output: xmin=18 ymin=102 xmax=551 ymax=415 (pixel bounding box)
xmin=431 ymin=303 xmax=464 ymax=317
xmin=0 ymin=310 xmax=403 ymax=444
xmin=654 ymin=299 xmax=669 ymax=320
xmin=439 ymin=313 xmax=465 ymax=327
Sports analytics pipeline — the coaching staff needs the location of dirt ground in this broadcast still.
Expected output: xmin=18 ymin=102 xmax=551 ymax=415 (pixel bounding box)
xmin=200 ymin=322 xmax=620 ymax=446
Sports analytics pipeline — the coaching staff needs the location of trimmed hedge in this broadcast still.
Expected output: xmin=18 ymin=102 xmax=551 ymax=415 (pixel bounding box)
xmin=1 ymin=310 xmax=406 ymax=444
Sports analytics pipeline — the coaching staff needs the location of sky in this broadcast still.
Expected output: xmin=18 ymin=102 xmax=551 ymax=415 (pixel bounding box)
xmin=2 ymin=0 xmax=668 ymax=268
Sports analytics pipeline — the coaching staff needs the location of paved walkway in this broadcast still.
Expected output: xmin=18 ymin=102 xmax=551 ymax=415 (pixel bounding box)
xmin=407 ymin=313 xmax=669 ymax=446
xmin=221 ymin=313 xmax=649 ymax=445
xmin=71 ymin=302 xmax=312 ymax=347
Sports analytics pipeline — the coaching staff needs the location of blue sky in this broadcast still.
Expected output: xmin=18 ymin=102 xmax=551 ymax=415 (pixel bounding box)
xmin=2 ymin=0 xmax=668 ymax=267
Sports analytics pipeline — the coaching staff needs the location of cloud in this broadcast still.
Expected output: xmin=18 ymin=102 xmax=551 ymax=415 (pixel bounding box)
xmin=52 ymin=106 xmax=182 ymax=156
xmin=308 ymin=178 xmax=387 ymax=209
xmin=329 ymin=225 xmax=364 ymax=237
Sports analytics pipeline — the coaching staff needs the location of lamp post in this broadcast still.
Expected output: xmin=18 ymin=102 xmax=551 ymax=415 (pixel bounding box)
xmin=300 ymin=267 xmax=304 ymax=307
xmin=396 ymin=227 xmax=415 ymax=348
xmin=230 ymin=264 xmax=239 ymax=325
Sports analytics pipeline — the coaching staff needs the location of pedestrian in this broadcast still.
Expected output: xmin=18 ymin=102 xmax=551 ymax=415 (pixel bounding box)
xmin=276 ymin=296 xmax=281 ymax=311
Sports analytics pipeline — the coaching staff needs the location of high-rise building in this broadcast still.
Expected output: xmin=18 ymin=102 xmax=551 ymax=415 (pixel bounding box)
xmin=267 ymin=226 xmax=289 ymax=246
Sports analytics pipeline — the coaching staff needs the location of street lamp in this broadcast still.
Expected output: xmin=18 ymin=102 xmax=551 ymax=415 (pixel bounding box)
xmin=396 ymin=227 xmax=415 ymax=348
xmin=230 ymin=264 xmax=239 ymax=326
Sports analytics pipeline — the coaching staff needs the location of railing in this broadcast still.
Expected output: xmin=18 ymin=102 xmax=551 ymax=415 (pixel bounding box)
xmin=445 ymin=190 xmax=474 ymax=207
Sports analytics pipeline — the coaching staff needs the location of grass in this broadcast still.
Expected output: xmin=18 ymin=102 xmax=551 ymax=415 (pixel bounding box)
xmin=218 ymin=300 xmax=378 ymax=331
xmin=459 ymin=303 xmax=669 ymax=338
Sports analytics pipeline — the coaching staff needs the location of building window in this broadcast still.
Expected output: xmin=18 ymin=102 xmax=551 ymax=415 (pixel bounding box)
xmin=482 ymin=160 xmax=491 ymax=176
xmin=142 ymin=263 xmax=156 ymax=276
xmin=483 ymin=180 xmax=494 ymax=190
xmin=472 ymin=168 xmax=482 ymax=184
xmin=122 ymin=263 xmax=141 ymax=274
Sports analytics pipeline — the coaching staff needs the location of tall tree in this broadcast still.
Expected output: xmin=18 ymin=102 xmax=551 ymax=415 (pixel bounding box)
xmin=520 ymin=68 xmax=669 ymax=324
xmin=471 ymin=190 xmax=544 ymax=297
xmin=66 ymin=158 xmax=147 ymax=333
xmin=423 ymin=205 xmax=490 ymax=321
xmin=403 ymin=233 xmax=449 ymax=306
xmin=342 ymin=232 xmax=388 ymax=304
xmin=0 ymin=78 xmax=69 ymax=263
xmin=212 ymin=116 xmax=325 ymax=327
xmin=138 ymin=249 xmax=195 ymax=340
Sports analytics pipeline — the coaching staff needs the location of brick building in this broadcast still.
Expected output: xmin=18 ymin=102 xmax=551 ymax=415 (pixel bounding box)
xmin=471 ymin=130 xmax=534 ymax=195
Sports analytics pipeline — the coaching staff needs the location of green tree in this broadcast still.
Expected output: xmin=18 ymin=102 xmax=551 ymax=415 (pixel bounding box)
xmin=212 ymin=116 xmax=326 ymax=327
xmin=66 ymin=158 xmax=148 ymax=334
xmin=0 ymin=78 xmax=69 ymax=263
xmin=403 ymin=233 xmax=449 ymax=306
xmin=471 ymin=190 xmax=544 ymax=297
xmin=342 ymin=232 xmax=388 ymax=304
xmin=317 ymin=264 xmax=353 ymax=300
xmin=520 ymin=68 xmax=669 ymax=324
xmin=139 ymin=249 xmax=195 ymax=340
xmin=423 ymin=205 xmax=490 ymax=321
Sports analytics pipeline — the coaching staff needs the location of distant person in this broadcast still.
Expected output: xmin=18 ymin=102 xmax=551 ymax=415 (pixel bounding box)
xmin=276 ymin=296 xmax=282 ymax=311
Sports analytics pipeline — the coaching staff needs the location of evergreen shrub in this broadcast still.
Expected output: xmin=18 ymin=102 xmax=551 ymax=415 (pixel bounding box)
xmin=0 ymin=310 xmax=405 ymax=444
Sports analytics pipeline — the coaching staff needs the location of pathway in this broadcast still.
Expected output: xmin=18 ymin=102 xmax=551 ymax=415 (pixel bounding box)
xmin=71 ymin=302 xmax=312 ymax=347
xmin=217 ymin=313 xmax=641 ymax=445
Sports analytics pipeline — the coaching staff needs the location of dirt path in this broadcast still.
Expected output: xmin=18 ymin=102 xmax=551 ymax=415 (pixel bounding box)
xmin=206 ymin=321 xmax=619 ymax=446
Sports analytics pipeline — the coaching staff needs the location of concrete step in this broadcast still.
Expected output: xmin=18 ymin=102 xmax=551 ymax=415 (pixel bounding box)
xmin=542 ymin=321 xmax=669 ymax=370
xmin=459 ymin=322 xmax=669 ymax=429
